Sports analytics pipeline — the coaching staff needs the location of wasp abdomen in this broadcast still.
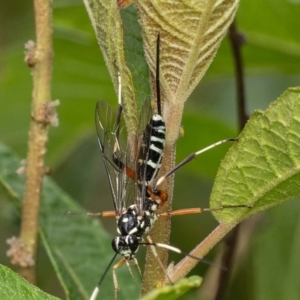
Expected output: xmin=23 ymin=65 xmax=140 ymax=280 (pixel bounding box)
xmin=137 ymin=114 xmax=166 ymax=187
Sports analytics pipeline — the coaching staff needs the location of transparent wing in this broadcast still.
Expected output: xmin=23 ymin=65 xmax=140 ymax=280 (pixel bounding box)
xmin=95 ymin=100 xmax=131 ymax=214
xmin=95 ymin=99 xmax=158 ymax=216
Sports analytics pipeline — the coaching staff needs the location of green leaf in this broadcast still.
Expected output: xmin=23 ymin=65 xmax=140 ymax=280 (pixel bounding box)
xmin=237 ymin=0 xmax=300 ymax=74
xmin=210 ymin=87 xmax=300 ymax=224
xmin=0 ymin=264 xmax=60 ymax=300
xmin=83 ymin=0 xmax=150 ymax=135
xmin=120 ymin=5 xmax=151 ymax=113
xmin=141 ymin=276 xmax=202 ymax=300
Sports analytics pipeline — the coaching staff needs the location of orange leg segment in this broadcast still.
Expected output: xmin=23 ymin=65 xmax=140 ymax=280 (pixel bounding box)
xmin=157 ymin=204 xmax=251 ymax=217
xmin=112 ymin=257 xmax=126 ymax=298
xmin=87 ymin=211 xmax=116 ymax=218
xmin=158 ymin=208 xmax=204 ymax=217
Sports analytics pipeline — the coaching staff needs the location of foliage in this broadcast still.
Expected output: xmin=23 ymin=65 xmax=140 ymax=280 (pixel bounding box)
xmin=0 ymin=265 xmax=60 ymax=300
xmin=1 ymin=0 xmax=300 ymax=300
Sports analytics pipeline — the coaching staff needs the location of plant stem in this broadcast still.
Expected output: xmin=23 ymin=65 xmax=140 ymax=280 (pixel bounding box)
xmin=19 ymin=0 xmax=53 ymax=283
xmin=213 ymin=20 xmax=247 ymax=300
xmin=229 ymin=21 xmax=248 ymax=131
xmin=168 ymin=223 xmax=235 ymax=283
xmin=141 ymin=144 xmax=175 ymax=295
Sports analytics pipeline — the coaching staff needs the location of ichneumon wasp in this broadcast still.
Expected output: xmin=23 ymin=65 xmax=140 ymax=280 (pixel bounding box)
xmin=90 ymin=34 xmax=249 ymax=300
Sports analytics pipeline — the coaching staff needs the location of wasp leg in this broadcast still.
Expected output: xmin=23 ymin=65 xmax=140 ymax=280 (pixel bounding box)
xmin=157 ymin=204 xmax=252 ymax=217
xmin=154 ymin=138 xmax=237 ymax=190
xmin=112 ymin=257 xmax=126 ymax=299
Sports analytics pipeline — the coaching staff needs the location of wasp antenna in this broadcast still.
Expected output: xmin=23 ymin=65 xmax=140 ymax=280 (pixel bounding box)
xmin=156 ymin=33 xmax=161 ymax=116
xmin=62 ymin=210 xmax=86 ymax=222
xmin=89 ymin=253 xmax=118 ymax=300
xmin=89 ymin=287 xmax=99 ymax=300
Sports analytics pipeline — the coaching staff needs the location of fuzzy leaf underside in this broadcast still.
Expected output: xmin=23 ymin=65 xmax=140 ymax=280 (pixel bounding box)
xmin=210 ymin=87 xmax=300 ymax=224
xmin=136 ymin=0 xmax=239 ymax=105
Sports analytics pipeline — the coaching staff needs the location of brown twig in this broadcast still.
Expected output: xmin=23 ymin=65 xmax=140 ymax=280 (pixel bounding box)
xmin=16 ymin=0 xmax=53 ymax=284
xmin=229 ymin=21 xmax=248 ymax=131
xmin=169 ymin=223 xmax=235 ymax=283
xmin=213 ymin=20 xmax=247 ymax=300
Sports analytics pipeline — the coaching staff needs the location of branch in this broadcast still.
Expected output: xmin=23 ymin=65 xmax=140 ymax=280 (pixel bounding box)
xmin=142 ymin=144 xmax=175 ymax=294
xmin=168 ymin=223 xmax=235 ymax=282
xmin=8 ymin=0 xmax=54 ymax=284
xmin=229 ymin=21 xmax=248 ymax=131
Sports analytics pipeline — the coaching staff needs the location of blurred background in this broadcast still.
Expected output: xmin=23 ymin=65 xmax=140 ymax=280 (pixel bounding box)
xmin=1 ymin=0 xmax=300 ymax=299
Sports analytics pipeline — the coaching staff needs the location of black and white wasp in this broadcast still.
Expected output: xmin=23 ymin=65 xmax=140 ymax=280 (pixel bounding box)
xmin=90 ymin=36 xmax=168 ymax=300
xmin=90 ymin=35 xmax=248 ymax=300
